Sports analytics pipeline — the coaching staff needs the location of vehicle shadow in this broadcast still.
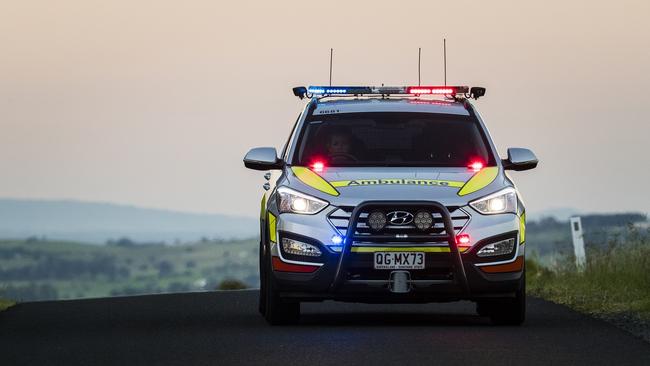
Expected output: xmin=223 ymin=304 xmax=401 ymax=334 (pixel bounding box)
xmin=295 ymin=299 xmax=493 ymax=327
xmin=299 ymin=311 xmax=491 ymax=327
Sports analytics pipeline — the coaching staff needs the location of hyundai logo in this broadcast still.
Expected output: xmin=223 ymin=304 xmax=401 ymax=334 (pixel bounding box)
xmin=387 ymin=211 xmax=414 ymax=225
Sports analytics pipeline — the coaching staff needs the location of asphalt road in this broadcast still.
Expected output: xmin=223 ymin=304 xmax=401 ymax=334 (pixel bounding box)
xmin=1 ymin=290 xmax=649 ymax=366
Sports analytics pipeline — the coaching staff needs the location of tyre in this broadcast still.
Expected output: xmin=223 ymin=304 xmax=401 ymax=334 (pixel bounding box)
xmin=263 ymin=266 xmax=300 ymax=325
xmin=475 ymin=301 xmax=491 ymax=317
xmin=477 ymin=270 xmax=526 ymax=326
xmin=261 ymin=237 xmax=300 ymax=325
xmin=258 ymin=238 xmax=267 ymax=316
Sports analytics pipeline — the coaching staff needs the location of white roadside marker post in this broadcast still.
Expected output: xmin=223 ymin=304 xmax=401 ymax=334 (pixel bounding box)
xmin=570 ymin=216 xmax=586 ymax=272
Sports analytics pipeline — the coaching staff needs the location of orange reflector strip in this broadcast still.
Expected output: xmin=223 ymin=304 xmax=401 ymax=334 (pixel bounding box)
xmin=272 ymin=257 xmax=319 ymax=273
xmin=479 ymin=256 xmax=524 ymax=273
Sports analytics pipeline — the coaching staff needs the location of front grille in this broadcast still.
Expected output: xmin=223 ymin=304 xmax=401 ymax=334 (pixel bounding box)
xmin=329 ymin=201 xmax=471 ymax=293
xmin=328 ymin=205 xmax=470 ymax=243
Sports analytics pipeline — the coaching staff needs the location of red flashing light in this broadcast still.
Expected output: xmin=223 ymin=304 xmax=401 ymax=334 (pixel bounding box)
xmin=407 ymin=86 xmax=455 ymax=95
xmin=456 ymin=233 xmax=471 ymax=247
xmin=468 ymin=161 xmax=484 ymax=172
xmin=408 ymin=100 xmax=453 ymax=106
xmin=310 ymin=161 xmax=325 ymax=173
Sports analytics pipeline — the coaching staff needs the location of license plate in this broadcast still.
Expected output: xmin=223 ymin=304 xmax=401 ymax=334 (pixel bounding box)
xmin=373 ymin=252 xmax=425 ymax=270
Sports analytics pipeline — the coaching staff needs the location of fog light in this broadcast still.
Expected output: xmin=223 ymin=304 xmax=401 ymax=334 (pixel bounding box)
xmin=414 ymin=210 xmax=433 ymax=231
xmin=282 ymin=238 xmax=322 ymax=257
xmin=477 ymin=238 xmax=515 ymax=257
xmin=367 ymin=211 xmax=386 ymax=231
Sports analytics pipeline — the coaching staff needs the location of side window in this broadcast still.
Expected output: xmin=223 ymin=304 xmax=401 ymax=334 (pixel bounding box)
xmin=281 ymin=113 xmax=301 ymax=161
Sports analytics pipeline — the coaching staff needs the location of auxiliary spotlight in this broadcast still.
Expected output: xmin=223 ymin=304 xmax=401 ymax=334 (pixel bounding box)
xmin=414 ymin=210 xmax=433 ymax=231
xmin=367 ymin=211 xmax=387 ymax=232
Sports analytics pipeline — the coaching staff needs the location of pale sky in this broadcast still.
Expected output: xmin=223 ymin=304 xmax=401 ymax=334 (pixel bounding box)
xmin=1 ymin=0 xmax=649 ymax=217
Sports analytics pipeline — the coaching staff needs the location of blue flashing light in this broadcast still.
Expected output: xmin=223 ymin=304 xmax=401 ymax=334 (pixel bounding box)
xmin=308 ymin=87 xmax=348 ymax=94
xmin=307 ymin=86 xmax=374 ymax=95
xmin=331 ymin=235 xmax=343 ymax=245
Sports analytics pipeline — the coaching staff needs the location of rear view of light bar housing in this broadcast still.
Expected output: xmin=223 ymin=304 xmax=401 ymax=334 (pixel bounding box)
xmin=293 ymin=85 xmax=485 ymax=99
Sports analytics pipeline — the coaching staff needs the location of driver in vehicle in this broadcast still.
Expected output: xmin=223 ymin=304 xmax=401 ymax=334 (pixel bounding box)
xmin=325 ymin=127 xmax=356 ymax=162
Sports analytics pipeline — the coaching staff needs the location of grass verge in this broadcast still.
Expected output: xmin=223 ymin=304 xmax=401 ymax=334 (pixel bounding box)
xmin=217 ymin=278 xmax=248 ymax=290
xmin=527 ymin=230 xmax=650 ymax=320
xmin=0 ymin=298 xmax=15 ymax=312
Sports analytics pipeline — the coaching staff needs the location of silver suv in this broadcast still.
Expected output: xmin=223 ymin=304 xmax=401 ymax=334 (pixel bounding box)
xmin=244 ymin=85 xmax=538 ymax=325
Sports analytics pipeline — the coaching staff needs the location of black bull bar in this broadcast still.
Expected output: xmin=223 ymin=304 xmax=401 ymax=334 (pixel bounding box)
xmin=329 ymin=201 xmax=470 ymax=295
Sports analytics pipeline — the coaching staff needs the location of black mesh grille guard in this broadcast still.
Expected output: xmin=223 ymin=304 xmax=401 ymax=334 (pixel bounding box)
xmin=329 ymin=200 xmax=470 ymax=295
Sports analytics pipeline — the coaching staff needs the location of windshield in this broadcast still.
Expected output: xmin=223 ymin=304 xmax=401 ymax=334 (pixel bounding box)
xmin=293 ymin=112 xmax=494 ymax=167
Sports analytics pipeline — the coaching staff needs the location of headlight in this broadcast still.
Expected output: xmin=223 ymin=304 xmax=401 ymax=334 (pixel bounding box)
xmin=469 ymin=187 xmax=517 ymax=215
xmin=277 ymin=186 xmax=328 ymax=214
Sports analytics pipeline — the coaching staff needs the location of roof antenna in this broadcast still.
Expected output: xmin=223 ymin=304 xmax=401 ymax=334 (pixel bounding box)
xmin=329 ymin=48 xmax=333 ymax=87
xmin=443 ymin=38 xmax=447 ymax=86
xmin=418 ymin=47 xmax=422 ymax=86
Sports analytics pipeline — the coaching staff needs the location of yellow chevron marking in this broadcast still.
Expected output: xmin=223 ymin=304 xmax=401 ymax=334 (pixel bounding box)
xmin=519 ymin=212 xmax=526 ymax=244
xmin=291 ymin=166 xmax=339 ymax=196
xmin=457 ymin=167 xmax=499 ymax=196
xmin=268 ymin=212 xmax=277 ymax=243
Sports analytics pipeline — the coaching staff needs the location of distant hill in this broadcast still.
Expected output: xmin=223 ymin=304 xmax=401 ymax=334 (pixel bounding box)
xmin=526 ymin=207 xmax=581 ymax=222
xmin=0 ymin=199 xmax=257 ymax=244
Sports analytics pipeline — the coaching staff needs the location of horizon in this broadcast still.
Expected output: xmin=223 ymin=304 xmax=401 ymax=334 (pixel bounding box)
xmin=0 ymin=197 xmax=646 ymax=245
xmin=0 ymin=196 xmax=646 ymax=221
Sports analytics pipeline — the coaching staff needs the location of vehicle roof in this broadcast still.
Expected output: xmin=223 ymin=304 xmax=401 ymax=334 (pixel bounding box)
xmin=312 ymin=98 xmax=470 ymax=116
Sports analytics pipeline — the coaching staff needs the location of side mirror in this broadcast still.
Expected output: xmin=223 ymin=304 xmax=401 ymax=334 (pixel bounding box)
xmin=470 ymin=87 xmax=486 ymax=100
xmin=502 ymin=148 xmax=538 ymax=171
xmin=243 ymin=147 xmax=284 ymax=171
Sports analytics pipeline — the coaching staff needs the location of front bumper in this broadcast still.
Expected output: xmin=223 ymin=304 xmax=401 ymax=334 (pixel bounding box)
xmin=270 ymin=201 xmax=524 ymax=302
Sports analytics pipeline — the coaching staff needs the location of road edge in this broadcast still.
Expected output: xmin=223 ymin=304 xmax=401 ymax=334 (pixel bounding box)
xmin=530 ymin=296 xmax=650 ymax=344
xmin=0 ymin=298 xmax=15 ymax=312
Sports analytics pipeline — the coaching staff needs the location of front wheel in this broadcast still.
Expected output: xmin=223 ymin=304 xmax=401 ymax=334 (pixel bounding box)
xmin=263 ymin=265 xmax=300 ymax=325
xmin=477 ymin=270 xmax=526 ymax=325
xmin=258 ymin=239 xmax=267 ymax=316
xmin=261 ymin=241 xmax=300 ymax=325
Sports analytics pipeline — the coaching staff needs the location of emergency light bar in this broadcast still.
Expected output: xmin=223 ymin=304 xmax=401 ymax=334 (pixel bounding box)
xmin=293 ymin=85 xmax=485 ymax=99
